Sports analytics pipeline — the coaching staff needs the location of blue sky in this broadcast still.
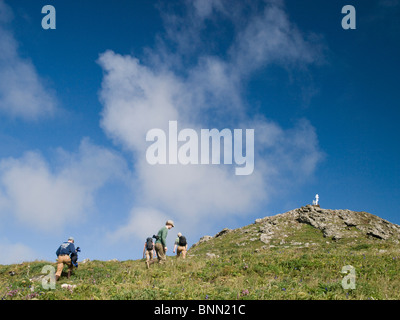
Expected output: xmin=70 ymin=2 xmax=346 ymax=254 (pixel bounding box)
xmin=0 ymin=0 xmax=399 ymax=264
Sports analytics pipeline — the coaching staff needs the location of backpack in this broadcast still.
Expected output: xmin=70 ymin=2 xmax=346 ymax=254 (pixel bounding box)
xmin=70 ymin=252 xmax=78 ymax=268
xmin=146 ymin=237 xmax=153 ymax=250
xmin=178 ymin=235 xmax=187 ymax=246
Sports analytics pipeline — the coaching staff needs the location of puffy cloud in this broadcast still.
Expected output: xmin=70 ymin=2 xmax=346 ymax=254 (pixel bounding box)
xmin=230 ymin=1 xmax=322 ymax=73
xmin=0 ymin=139 xmax=129 ymax=233
xmin=0 ymin=240 xmax=38 ymax=265
xmin=0 ymin=0 xmax=57 ymax=120
xmin=100 ymin=0 xmax=325 ymax=241
xmin=98 ymin=51 xmax=268 ymax=238
xmin=107 ymin=207 xmax=169 ymax=243
xmin=0 ymin=0 xmax=13 ymax=23
xmin=98 ymin=51 xmax=182 ymax=152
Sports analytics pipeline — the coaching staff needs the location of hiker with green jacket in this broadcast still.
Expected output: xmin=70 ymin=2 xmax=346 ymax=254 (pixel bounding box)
xmin=146 ymin=220 xmax=174 ymax=268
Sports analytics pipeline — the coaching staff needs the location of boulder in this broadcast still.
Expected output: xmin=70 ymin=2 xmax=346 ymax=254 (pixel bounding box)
xmin=215 ymin=228 xmax=231 ymax=238
xmin=191 ymin=235 xmax=213 ymax=248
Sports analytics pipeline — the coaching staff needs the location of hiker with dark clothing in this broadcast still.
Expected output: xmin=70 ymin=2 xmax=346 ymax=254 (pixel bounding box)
xmin=143 ymin=237 xmax=156 ymax=267
xmin=55 ymin=237 xmax=78 ymax=281
xmin=173 ymin=232 xmax=188 ymax=259
xmin=147 ymin=220 xmax=174 ymax=268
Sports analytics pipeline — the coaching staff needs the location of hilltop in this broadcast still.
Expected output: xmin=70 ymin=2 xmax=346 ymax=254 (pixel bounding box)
xmin=1 ymin=206 xmax=400 ymax=300
xmin=191 ymin=205 xmax=400 ymax=250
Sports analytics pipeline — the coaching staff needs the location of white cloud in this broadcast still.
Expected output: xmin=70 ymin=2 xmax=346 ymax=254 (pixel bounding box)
xmin=0 ymin=139 xmax=129 ymax=233
xmin=98 ymin=51 xmax=269 ymax=235
xmin=100 ymin=0 xmax=325 ymax=242
xmin=107 ymin=207 xmax=169 ymax=243
xmin=231 ymin=5 xmax=318 ymax=72
xmin=0 ymin=0 xmax=57 ymax=120
xmin=0 ymin=240 xmax=38 ymax=265
xmin=0 ymin=0 xmax=13 ymax=23
xmin=192 ymin=0 xmax=225 ymax=19
xmin=98 ymin=51 xmax=182 ymax=152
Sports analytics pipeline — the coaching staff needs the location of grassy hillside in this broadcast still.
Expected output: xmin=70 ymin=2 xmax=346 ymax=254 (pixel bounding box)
xmin=1 ymin=207 xmax=400 ymax=300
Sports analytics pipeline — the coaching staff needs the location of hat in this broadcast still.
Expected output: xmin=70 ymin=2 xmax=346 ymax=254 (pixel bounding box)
xmin=166 ymin=220 xmax=175 ymax=227
xmin=177 ymin=232 xmax=182 ymax=237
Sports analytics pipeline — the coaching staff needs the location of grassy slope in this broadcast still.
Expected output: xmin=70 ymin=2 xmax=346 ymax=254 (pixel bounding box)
xmin=1 ymin=221 xmax=400 ymax=300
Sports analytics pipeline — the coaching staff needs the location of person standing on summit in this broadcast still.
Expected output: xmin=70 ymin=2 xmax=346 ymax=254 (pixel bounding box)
xmin=147 ymin=220 xmax=174 ymax=268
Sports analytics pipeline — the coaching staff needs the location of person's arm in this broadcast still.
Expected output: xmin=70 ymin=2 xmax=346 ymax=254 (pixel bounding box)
xmin=161 ymin=228 xmax=167 ymax=250
xmin=143 ymin=243 xmax=146 ymax=258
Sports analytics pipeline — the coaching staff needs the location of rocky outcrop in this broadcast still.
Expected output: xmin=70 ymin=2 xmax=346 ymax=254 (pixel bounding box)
xmin=191 ymin=228 xmax=232 ymax=248
xmin=215 ymin=228 xmax=231 ymax=238
xmin=259 ymin=205 xmax=400 ymax=242
xmin=192 ymin=206 xmax=400 ymax=250
xmin=295 ymin=205 xmax=400 ymax=241
xmin=191 ymin=235 xmax=213 ymax=248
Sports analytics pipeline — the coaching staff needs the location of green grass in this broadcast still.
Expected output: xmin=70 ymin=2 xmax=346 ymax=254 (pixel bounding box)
xmin=1 ymin=224 xmax=400 ymax=300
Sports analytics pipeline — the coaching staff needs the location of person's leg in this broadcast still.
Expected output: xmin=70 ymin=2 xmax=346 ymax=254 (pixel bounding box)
xmin=65 ymin=256 xmax=73 ymax=278
xmin=56 ymin=255 xmax=70 ymax=280
xmin=149 ymin=244 xmax=163 ymax=266
xmin=55 ymin=257 xmax=64 ymax=280
xmin=145 ymin=250 xmax=152 ymax=268
xmin=177 ymin=246 xmax=184 ymax=258
xmin=178 ymin=246 xmax=187 ymax=259
xmin=155 ymin=243 xmax=166 ymax=264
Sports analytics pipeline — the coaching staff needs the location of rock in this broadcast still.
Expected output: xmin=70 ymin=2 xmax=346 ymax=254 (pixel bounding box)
xmin=205 ymin=253 xmax=219 ymax=259
xmin=29 ymin=275 xmax=46 ymax=282
xmin=294 ymin=207 xmax=400 ymax=241
xmin=200 ymin=235 xmax=213 ymax=242
xmin=191 ymin=235 xmax=213 ymax=248
xmin=61 ymin=284 xmax=77 ymax=290
xmin=367 ymin=229 xmax=389 ymax=240
xmin=215 ymin=228 xmax=231 ymax=238
xmin=260 ymin=233 xmax=273 ymax=244
xmin=191 ymin=207 xmax=400 ymax=252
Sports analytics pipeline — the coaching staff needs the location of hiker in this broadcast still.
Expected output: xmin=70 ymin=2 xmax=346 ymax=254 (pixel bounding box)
xmin=55 ymin=237 xmax=78 ymax=281
xmin=173 ymin=232 xmax=188 ymax=259
xmin=143 ymin=237 xmax=156 ymax=264
xmin=147 ymin=220 xmax=174 ymax=268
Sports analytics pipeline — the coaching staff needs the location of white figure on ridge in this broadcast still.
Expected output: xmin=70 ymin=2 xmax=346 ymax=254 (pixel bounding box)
xmin=312 ymin=194 xmax=319 ymax=206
